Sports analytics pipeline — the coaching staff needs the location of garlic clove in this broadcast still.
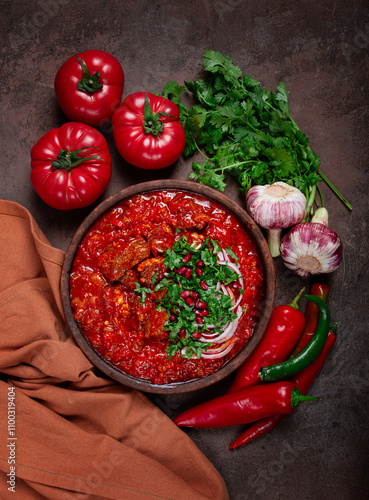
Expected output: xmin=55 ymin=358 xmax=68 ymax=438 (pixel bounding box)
xmin=280 ymin=222 xmax=343 ymax=277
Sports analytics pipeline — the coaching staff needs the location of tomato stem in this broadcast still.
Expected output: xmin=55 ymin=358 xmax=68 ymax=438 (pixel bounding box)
xmin=51 ymin=147 xmax=102 ymax=171
xmin=76 ymin=56 xmax=103 ymax=95
xmin=143 ymin=94 xmax=173 ymax=137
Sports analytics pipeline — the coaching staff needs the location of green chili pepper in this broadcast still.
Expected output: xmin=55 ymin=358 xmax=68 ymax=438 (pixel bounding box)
xmin=259 ymin=295 xmax=331 ymax=382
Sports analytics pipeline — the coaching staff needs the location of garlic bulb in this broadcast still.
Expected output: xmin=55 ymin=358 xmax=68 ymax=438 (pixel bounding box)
xmin=246 ymin=181 xmax=307 ymax=257
xmin=280 ymin=208 xmax=343 ymax=277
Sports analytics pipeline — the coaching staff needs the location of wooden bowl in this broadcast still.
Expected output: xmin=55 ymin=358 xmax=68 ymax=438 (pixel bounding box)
xmin=61 ymin=180 xmax=276 ymax=394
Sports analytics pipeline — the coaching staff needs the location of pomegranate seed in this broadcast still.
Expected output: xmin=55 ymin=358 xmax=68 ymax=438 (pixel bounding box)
xmin=196 ymin=260 xmax=205 ymax=268
xmin=199 ymin=309 xmax=209 ymax=317
xmin=179 ymin=328 xmax=186 ymax=339
xmin=192 ymin=332 xmax=202 ymax=339
xmin=180 ymin=290 xmax=191 ymax=299
xmin=176 ymin=266 xmax=186 ymax=276
xmin=190 ymin=291 xmax=199 ymax=299
xmin=169 ymin=314 xmax=176 ymax=322
xmin=185 ymin=296 xmax=194 ymax=307
xmin=199 ymin=280 xmax=208 ymax=290
xmin=195 ymin=268 xmax=203 ymax=277
xmin=196 ymin=316 xmax=204 ymax=325
xmin=184 ymin=268 xmax=192 ymax=279
xmin=182 ymin=252 xmax=192 ymax=263
xmin=194 ymin=308 xmax=201 ymax=315
xmin=195 ymin=299 xmax=208 ymax=309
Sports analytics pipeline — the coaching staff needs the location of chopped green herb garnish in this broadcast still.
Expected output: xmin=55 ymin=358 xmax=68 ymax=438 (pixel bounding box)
xmin=153 ymin=236 xmax=242 ymax=359
xmin=226 ymin=247 xmax=239 ymax=263
xmin=134 ymin=282 xmax=152 ymax=305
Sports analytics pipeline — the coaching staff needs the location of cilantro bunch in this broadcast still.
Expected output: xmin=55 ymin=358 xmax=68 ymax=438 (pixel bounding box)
xmin=155 ymin=237 xmax=241 ymax=360
xmin=162 ymin=50 xmax=352 ymax=211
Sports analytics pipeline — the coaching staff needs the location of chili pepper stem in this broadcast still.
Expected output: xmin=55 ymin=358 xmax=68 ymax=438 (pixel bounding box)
xmin=287 ymin=287 xmax=305 ymax=310
xmin=291 ymin=388 xmax=320 ymax=408
xmin=330 ymin=322 xmax=338 ymax=334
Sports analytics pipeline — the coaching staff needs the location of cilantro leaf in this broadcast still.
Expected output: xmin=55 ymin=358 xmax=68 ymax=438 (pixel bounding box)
xmin=162 ymin=81 xmax=186 ymax=105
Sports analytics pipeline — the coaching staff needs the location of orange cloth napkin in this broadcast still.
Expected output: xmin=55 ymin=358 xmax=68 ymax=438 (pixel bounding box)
xmin=0 ymin=200 xmax=229 ymax=500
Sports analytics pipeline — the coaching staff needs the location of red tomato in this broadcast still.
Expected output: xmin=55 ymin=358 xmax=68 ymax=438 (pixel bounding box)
xmin=54 ymin=50 xmax=124 ymax=127
xmin=30 ymin=122 xmax=112 ymax=210
xmin=112 ymin=92 xmax=186 ymax=170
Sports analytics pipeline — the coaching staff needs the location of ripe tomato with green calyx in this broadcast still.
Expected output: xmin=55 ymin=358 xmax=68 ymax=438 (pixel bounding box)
xmin=54 ymin=50 xmax=124 ymax=127
xmin=112 ymin=92 xmax=186 ymax=170
xmin=30 ymin=122 xmax=112 ymax=210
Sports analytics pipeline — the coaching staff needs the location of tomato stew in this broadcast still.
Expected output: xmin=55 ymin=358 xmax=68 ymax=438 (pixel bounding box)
xmin=70 ymin=190 xmax=264 ymax=385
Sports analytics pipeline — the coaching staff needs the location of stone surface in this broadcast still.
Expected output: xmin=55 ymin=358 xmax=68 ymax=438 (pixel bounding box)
xmin=1 ymin=0 xmax=368 ymax=498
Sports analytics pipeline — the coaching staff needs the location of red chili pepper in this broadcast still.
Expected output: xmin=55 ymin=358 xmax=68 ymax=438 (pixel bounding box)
xmin=227 ymin=288 xmax=306 ymax=394
xmin=290 ymin=283 xmax=329 ymax=356
xmin=229 ymin=328 xmax=336 ymax=449
xmin=174 ymin=381 xmax=318 ymax=429
xmin=228 ymin=283 xmax=333 ymax=449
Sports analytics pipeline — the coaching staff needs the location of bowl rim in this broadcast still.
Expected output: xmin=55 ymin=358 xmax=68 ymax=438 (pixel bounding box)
xmin=61 ymin=179 xmax=276 ymax=394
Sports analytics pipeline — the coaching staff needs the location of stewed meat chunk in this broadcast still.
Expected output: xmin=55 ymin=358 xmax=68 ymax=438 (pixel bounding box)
xmin=98 ymin=237 xmax=150 ymax=281
xmin=143 ymin=309 xmax=168 ymax=341
xmin=137 ymin=257 xmax=167 ymax=288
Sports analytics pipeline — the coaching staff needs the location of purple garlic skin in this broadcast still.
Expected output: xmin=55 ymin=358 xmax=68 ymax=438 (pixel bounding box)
xmin=246 ymin=181 xmax=307 ymax=230
xmin=280 ymin=222 xmax=343 ymax=277
xmin=246 ymin=181 xmax=307 ymax=258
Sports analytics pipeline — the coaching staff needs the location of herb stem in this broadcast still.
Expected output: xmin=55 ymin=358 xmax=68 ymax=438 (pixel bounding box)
xmin=316 ymin=183 xmax=324 ymax=208
xmin=220 ymin=160 xmax=254 ymax=172
xmin=193 ymin=137 xmax=210 ymax=160
xmin=303 ymin=184 xmax=317 ymax=222
xmin=318 ymin=169 xmax=353 ymax=211
xmin=240 ymin=119 xmax=259 ymax=134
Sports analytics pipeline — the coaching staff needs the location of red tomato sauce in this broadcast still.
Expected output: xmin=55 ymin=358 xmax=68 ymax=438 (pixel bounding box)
xmin=70 ymin=190 xmax=264 ymax=385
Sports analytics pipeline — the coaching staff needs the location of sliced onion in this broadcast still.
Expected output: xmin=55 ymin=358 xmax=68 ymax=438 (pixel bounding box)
xmin=217 ymin=252 xmax=244 ymax=289
xmin=217 ymin=250 xmax=225 ymax=262
xmin=200 ymin=330 xmax=226 ymax=342
xmin=201 ymin=338 xmax=236 ymax=359
xmin=204 ymin=323 xmax=217 ymax=329
xmin=220 ymin=284 xmax=242 ymax=311
xmin=224 ymin=261 xmax=244 ymax=288
xmin=180 ymin=338 xmax=236 ymax=360
xmin=229 ymin=286 xmax=243 ymax=310
xmin=202 ymin=338 xmax=234 ymax=355
xmin=200 ymin=306 xmax=242 ymax=343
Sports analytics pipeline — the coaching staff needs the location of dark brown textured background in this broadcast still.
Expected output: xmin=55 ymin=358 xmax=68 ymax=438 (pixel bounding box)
xmin=1 ymin=1 xmax=368 ymax=498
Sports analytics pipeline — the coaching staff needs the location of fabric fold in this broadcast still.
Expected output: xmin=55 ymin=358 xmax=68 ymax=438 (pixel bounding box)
xmin=0 ymin=200 xmax=229 ymax=500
